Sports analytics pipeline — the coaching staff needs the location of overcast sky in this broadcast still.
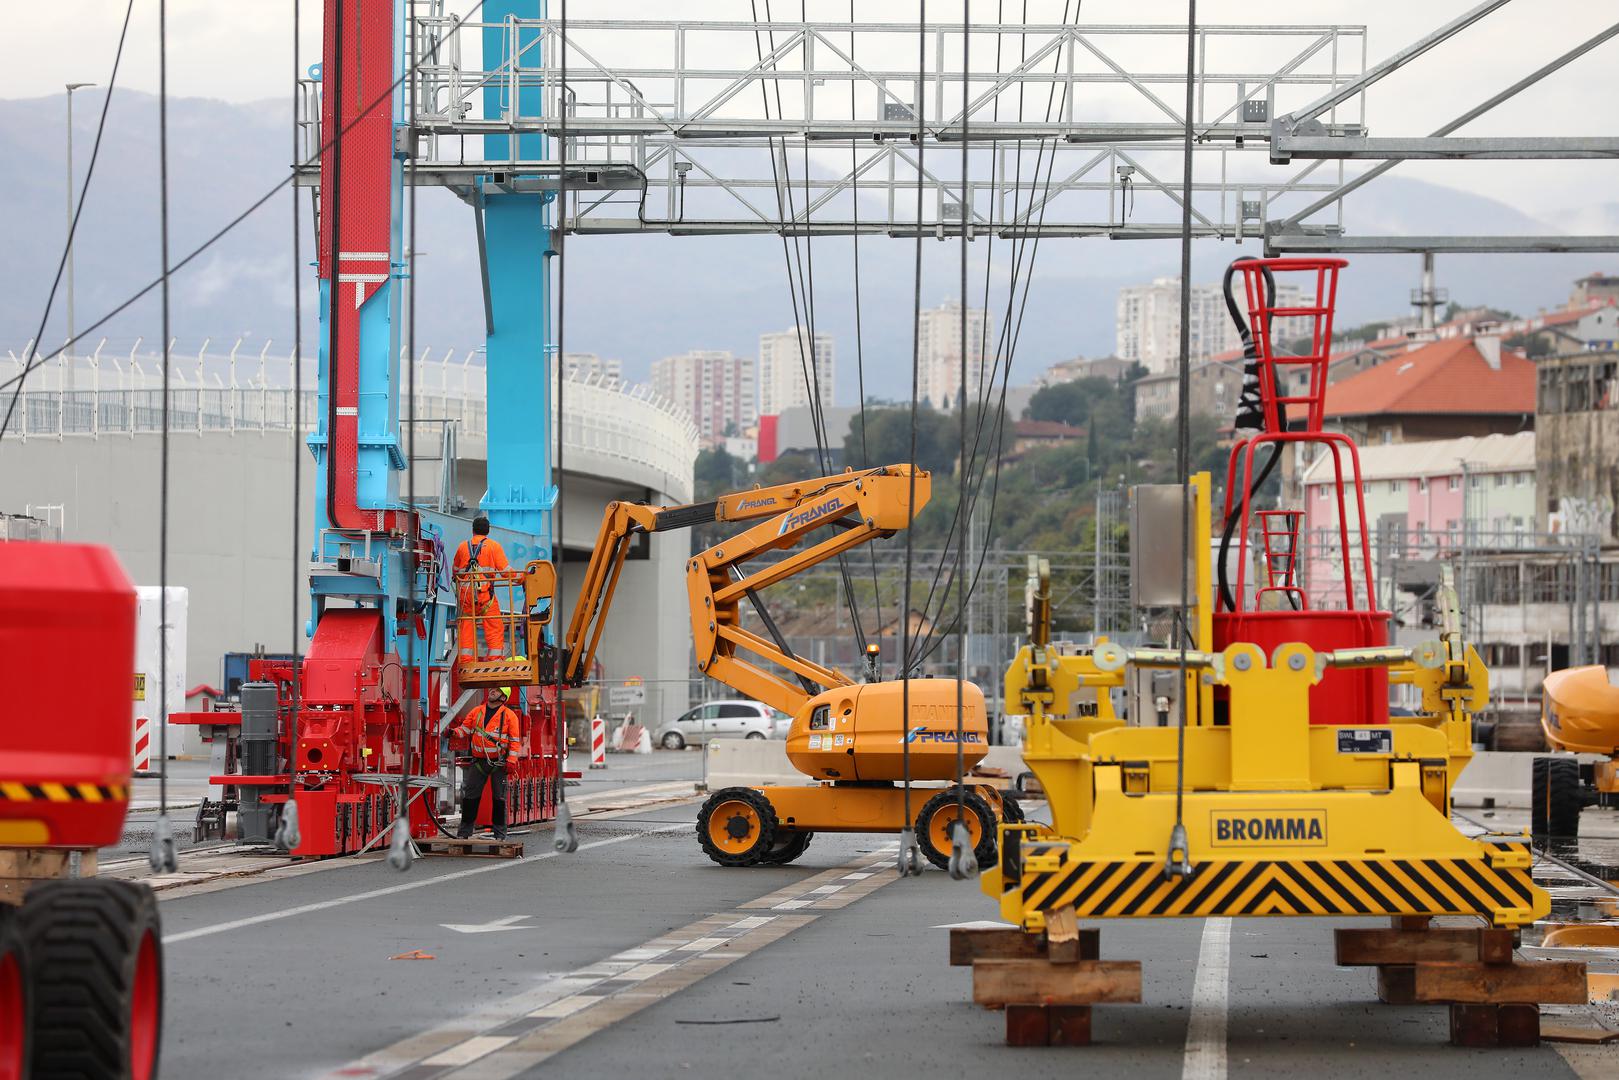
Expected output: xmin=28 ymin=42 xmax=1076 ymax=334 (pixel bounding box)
xmin=7 ymin=1 xmax=1616 ymax=222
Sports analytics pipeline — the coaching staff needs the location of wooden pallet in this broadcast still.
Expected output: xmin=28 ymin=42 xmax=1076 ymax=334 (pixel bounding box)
xmin=953 ymin=910 xmax=1140 ymax=1046
xmin=1336 ymin=916 xmax=1588 ymax=1047
xmin=417 ymin=837 xmax=524 ymax=859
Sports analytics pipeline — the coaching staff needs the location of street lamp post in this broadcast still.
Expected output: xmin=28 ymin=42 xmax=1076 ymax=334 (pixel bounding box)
xmin=65 ymin=81 xmax=95 ymax=388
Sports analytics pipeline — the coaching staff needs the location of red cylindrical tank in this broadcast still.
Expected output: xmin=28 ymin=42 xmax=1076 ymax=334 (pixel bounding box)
xmin=0 ymin=543 xmax=137 ymax=847
xmin=1214 ymin=610 xmax=1390 ymax=726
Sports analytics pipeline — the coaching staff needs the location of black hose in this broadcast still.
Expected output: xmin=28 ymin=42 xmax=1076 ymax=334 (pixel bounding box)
xmin=1216 ymin=259 xmax=1287 ymax=613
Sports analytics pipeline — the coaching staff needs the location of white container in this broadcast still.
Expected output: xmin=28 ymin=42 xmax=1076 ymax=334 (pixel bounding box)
xmin=134 ymin=586 xmax=190 ymax=760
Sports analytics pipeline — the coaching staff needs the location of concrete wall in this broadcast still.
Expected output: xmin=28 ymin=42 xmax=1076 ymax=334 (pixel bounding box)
xmin=0 ymin=430 xmax=693 ymax=710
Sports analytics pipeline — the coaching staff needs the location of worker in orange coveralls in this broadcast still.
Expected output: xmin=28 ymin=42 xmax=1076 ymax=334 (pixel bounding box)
xmin=452 ymin=685 xmax=521 ymax=840
xmin=453 ymin=516 xmax=508 ymax=660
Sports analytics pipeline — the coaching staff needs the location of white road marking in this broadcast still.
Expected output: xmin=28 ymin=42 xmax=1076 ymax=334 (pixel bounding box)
xmin=422 ymin=1036 xmax=515 ymax=1067
xmin=728 ymin=916 xmax=773 ymax=930
xmin=617 ymin=962 xmax=676 ymax=981
xmin=843 ymin=871 xmax=875 ymax=880
xmin=527 ymin=996 xmax=596 ymax=1020
xmin=440 ymin=914 xmax=533 ymax=935
xmin=772 ymin=899 xmax=813 ymax=910
xmin=162 ymin=823 xmax=690 ymax=945
xmin=808 ymin=884 xmax=845 ymax=894
xmin=611 ymin=946 xmax=671 ymax=962
xmin=677 ymin=937 xmax=726 ymax=952
xmin=1182 ymin=917 xmax=1232 ymax=1080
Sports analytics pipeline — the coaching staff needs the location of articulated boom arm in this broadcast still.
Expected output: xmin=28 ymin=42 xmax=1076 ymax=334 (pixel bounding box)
xmin=560 ymin=465 xmax=931 ymax=716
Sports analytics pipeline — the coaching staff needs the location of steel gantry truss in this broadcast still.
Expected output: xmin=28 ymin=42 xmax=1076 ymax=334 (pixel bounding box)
xmin=291 ymin=2 xmax=1619 ymax=254
xmin=300 ymin=8 xmax=1370 ymax=240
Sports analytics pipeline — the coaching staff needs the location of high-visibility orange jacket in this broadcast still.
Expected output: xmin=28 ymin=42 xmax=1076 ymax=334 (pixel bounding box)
xmin=462 ymin=703 xmax=521 ymax=764
xmin=454 ymin=536 xmax=509 ymax=604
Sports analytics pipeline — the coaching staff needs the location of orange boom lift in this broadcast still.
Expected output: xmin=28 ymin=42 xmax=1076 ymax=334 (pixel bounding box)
xmin=468 ymin=464 xmax=1018 ymax=870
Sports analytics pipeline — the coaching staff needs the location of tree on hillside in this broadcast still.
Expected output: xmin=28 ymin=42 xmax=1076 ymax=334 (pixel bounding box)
xmin=843 ymin=407 xmax=958 ymax=475
xmin=694 ymin=446 xmax=747 ymax=499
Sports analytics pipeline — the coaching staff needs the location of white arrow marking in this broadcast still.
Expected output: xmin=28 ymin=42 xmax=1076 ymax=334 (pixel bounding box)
xmin=440 ymin=914 xmax=533 ymax=935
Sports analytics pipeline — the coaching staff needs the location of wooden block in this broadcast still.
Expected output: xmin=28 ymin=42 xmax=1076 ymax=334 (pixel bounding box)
xmin=1450 ymin=1004 xmax=1500 ymax=1047
xmin=973 ymin=959 xmax=1142 ymax=1008
xmin=1415 ymin=961 xmax=1588 ymax=1005
xmin=1540 ymin=1023 xmax=1619 ymax=1045
xmin=1048 ymin=929 xmax=1101 ymax=965
xmin=1005 ymin=1004 xmax=1050 ymax=1047
xmin=1496 ymin=1004 xmax=1540 ymax=1047
xmin=950 ymin=927 xmax=1046 ymax=966
xmin=1477 ymin=929 xmax=1516 ymax=966
xmin=1336 ymin=928 xmax=1480 ymax=966
xmin=1393 ymin=915 xmax=1432 ymax=931
xmin=1377 ymin=965 xmax=1418 ymax=1005
xmin=1049 ymin=1005 xmax=1093 ymax=1046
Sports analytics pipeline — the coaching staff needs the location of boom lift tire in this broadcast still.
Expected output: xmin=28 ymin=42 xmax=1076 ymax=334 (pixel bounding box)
xmin=1000 ymin=792 xmax=1025 ymax=826
xmin=1531 ymin=756 xmax=1583 ymax=840
xmin=698 ymin=787 xmax=780 ymax=867
xmin=0 ymin=908 xmax=32 ymax=1080
xmin=758 ymin=830 xmax=814 ymax=866
xmin=916 ymin=787 xmax=997 ymax=872
xmin=19 ymin=879 xmax=163 ymax=1080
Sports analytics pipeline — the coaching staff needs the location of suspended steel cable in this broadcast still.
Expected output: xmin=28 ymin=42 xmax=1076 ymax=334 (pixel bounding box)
xmin=1166 ymin=0 xmax=1199 ymax=882
xmin=0 ymin=0 xmax=135 ymax=440
xmin=149 ymin=0 xmax=178 ymax=874
xmin=751 ymin=1 xmax=868 ymax=657
xmin=287 ymin=0 xmax=306 ymax=854
xmin=898 ymin=0 xmax=928 ymax=880
xmin=950 ymin=0 xmax=971 ymax=879
xmin=908 ymin=5 xmax=1076 ymax=665
xmin=849 ymin=3 xmax=883 ymax=669
xmin=391 ymin=0 xmax=423 ymax=872
xmin=553 ymin=0 xmax=579 ymax=854
xmin=0 ymin=0 xmax=496 ymax=404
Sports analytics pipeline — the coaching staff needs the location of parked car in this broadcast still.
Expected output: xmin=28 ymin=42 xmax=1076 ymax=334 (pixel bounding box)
xmin=657 ymin=700 xmax=790 ymax=749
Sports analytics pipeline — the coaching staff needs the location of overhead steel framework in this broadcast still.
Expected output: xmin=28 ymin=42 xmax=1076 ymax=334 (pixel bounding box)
xmin=301 ymin=11 xmax=1369 ymax=240
xmin=294 ymin=2 xmax=1617 ymax=251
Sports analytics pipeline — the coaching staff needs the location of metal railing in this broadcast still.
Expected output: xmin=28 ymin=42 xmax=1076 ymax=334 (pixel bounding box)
xmin=2 ymin=342 xmax=701 ymax=501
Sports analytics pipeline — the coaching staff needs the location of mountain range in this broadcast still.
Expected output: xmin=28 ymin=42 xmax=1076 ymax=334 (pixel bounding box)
xmin=2 ymin=89 xmax=1613 ymax=402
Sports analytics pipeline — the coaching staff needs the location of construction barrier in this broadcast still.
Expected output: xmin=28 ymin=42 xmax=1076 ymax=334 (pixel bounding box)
xmin=589 ymin=716 xmax=607 ymax=769
xmin=1451 ymin=749 xmax=1598 ymax=809
xmin=133 ymin=715 xmax=152 ymax=772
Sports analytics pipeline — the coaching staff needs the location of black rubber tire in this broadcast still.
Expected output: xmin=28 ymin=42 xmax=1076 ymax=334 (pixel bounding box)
xmin=697 ymin=787 xmax=779 ymax=867
xmin=20 ymin=878 xmax=162 ymax=1080
xmin=999 ymin=791 xmax=1025 ymax=826
xmin=758 ymin=830 xmax=814 ymax=866
xmin=916 ymin=787 xmax=999 ymax=872
xmin=0 ymin=907 xmax=32 ymax=1080
xmin=1532 ymin=756 xmax=1583 ymax=839
xmin=662 ymin=731 xmax=686 ymax=750
xmin=744 ymin=731 xmax=767 ymax=741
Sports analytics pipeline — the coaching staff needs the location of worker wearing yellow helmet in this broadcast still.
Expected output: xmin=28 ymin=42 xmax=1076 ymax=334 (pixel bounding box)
xmin=449 ymin=680 xmax=523 ymax=840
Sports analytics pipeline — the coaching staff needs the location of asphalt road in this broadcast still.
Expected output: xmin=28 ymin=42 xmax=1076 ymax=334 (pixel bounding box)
xmin=148 ymin=796 xmax=1616 ymax=1080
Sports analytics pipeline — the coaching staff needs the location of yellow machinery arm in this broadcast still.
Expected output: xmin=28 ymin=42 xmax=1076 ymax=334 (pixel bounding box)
xmin=560 ymin=464 xmax=931 ymax=716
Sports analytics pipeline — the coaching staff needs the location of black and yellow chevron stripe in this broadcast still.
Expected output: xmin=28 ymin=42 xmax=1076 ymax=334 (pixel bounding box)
xmin=0 ymin=782 xmax=128 ymax=803
xmin=1021 ymin=847 xmax=1536 ymax=920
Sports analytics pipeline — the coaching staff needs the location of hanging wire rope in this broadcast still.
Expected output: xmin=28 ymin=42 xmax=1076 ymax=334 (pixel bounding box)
xmin=149 ymin=0 xmax=178 ymax=874
xmin=897 ymin=0 xmax=928 ymax=880
xmin=0 ymin=0 xmax=495 ymax=406
xmin=389 ymin=0 xmax=424 ymax=873
xmin=750 ymin=0 xmax=869 ymax=658
xmin=553 ymin=0 xmax=579 ymax=855
xmin=948 ymin=0 xmax=974 ymax=881
xmin=286 ymin=0 xmax=306 ymax=855
xmin=849 ymin=3 xmax=883 ymax=670
xmin=908 ymin=4 xmax=1077 ymax=666
xmin=1166 ymin=0 xmax=1199 ymax=882
xmin=0 ymin=0 xmax=134 ymax=440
